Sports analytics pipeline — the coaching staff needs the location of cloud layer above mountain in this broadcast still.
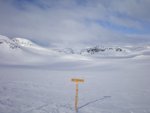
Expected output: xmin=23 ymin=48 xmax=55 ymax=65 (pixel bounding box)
xmin=0 ymin=0 xmax=150 ymax=47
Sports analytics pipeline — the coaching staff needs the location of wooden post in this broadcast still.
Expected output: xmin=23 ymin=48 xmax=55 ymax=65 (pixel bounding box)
xmin=71 ymin=78 xmax=84 ymax=112
xmin=75 ymin=83 xmax=78 ymax=112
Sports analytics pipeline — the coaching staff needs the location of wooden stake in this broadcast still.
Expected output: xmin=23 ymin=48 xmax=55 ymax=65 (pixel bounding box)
xmin=71 ymin=78 xmax=84 ymax=112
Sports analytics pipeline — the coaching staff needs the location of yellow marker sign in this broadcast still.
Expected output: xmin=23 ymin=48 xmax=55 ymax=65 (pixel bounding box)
xmin=71 ymin=78 xmax=84 ymax=112
xmin=72 ymin=78 xmax=84 ymax=83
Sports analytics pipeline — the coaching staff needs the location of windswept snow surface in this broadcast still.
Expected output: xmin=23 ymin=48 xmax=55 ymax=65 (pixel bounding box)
xmin=0 ymin=35 xmax=150 ymax=113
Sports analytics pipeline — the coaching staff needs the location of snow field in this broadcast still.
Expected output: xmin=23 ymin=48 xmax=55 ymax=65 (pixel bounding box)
xmin=0 ymin=56 xmax=150 ymax=113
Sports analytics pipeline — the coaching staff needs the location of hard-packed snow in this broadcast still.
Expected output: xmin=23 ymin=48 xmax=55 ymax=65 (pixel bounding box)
xmin=0 ymin=35 xmax=150 ymax=113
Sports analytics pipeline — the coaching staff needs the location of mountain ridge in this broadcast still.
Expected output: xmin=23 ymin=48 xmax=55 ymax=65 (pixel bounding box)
xmin=0 ymin=34 xmax=150 ymax=66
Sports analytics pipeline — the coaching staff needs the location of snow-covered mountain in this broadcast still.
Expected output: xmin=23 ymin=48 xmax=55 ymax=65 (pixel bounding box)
xmin=0 ymin=34 xmax=150 ymax=65
xmin=53 ymin=48 xmax=75 ymax=54
xmin=0 ymin=35 xmax=59 ymax=55
xmin=0 ymin=36 xmax=20 ymax=49
xmin=12 ymin=38 xmax=35 ymax=47
xmin=80 ymin=46 xmax=131 ymax=57
xmin=0 ymin=35 xmax=90 ymax=65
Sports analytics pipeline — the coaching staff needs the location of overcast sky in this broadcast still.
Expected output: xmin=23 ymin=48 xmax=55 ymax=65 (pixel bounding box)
xmin=0 ymin=0 xmax=150 ymax=47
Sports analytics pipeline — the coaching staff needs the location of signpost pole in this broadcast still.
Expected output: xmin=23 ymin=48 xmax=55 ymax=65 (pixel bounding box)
xmin=71 ymin=78 xmax=84 ymax=112
xmin=75 ymin=82 xmax=78 ymax=112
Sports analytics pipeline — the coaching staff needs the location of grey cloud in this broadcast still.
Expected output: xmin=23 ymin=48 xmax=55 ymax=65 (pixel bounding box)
xmin=0 ymin=0 xmax=150 ymax=48
xmin=111 ymin=0 xmax=150 ymax=22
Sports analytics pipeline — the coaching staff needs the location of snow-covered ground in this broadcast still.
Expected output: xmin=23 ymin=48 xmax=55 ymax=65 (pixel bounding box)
xmin=0 ymin=35 xmax=150 ymax=113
